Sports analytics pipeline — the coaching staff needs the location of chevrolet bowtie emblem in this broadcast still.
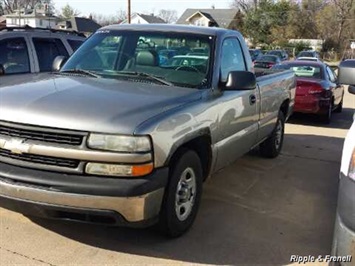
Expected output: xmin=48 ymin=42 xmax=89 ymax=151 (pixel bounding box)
xmin=0 ymin=138 xmax=30 ymax=154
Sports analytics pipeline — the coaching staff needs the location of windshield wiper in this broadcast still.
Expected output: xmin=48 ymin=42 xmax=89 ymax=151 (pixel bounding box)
xmin=116 ymin=71 xmax=173 ymax=86
xmin=59 ymin=69 xmax=101 ymax=78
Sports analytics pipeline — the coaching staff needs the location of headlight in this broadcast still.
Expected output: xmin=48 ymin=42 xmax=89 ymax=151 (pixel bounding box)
xmin=87 ymin=134 xmax=151 ymax=152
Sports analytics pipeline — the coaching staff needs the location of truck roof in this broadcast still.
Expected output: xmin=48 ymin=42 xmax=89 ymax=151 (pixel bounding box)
xmin=101 ymin=23 xmax=236 ymax=36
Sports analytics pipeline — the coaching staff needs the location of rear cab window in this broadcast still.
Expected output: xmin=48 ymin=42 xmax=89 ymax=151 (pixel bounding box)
xmin=220 ymin=38 xmax=246 ymax=82
xmin=0 ymin=37 xmax=30 ymax=74
xmin=32 ymin=38 xmax=69 ymax=72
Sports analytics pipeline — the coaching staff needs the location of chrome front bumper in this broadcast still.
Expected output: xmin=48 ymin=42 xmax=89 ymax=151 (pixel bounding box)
xmin=0 ymin=178 xmax=164 ymax=223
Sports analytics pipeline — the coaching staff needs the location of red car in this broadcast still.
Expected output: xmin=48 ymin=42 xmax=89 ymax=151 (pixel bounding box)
xmin=272 ymin=61 xmax=344 ymax=123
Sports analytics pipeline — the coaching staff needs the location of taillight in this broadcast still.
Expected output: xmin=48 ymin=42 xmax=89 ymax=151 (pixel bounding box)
xmin=308 ymin=84 xmax=323 ymax=94
xmin=267 ymin=63 xmax=274 ymax=68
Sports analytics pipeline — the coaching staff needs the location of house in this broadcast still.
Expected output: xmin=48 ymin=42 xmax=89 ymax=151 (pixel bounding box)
xmin=176 ymin=9 xmax=243 ymax=30
xmin=120 ymin=13 xmax=166 ymax=24
xmin=0 ymin=16 xmax=6 ymax=28
xmin=289 ymin=39 xmax=324 ymax=51
xmin=5 ymin=5 xmax=58 ymax=28
xmin=57 ymin=17 xmax=101 ymax=36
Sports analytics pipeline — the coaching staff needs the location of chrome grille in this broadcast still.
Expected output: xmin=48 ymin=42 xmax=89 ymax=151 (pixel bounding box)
xmin=0 ymin=148 xmax=80 ymax=168
xmin=0 ymin=123 xmax=84 ymax=146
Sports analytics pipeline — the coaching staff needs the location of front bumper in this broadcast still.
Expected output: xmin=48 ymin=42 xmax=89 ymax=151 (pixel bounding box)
xmin=0 ymin=162 xmax=168 ymax=226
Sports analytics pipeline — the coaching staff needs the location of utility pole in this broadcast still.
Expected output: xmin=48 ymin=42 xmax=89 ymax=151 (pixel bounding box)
xmin=128 ymin=0 xmax=131 ymax=24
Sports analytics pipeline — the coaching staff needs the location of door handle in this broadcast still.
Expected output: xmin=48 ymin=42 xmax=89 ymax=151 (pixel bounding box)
xmin=249 ymin=94 xmax=256 ymax=105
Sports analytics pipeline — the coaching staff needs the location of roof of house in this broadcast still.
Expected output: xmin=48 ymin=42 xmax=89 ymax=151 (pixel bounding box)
xmin=176 ymin=9 xmax=239 ymax=27
xmin=137 ymin=13 xmax=166 ymax=24
xmin=120 ymin=13 xmax=166 ymax=24
xmin=59 ymin=17 xmax=101 ymax=33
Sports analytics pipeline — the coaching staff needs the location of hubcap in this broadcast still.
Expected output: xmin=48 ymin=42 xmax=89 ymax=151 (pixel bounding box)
xmin=275 ymin=120 xmax=283 ymax=150
xmin=175 ymin=167 xmax=196 ymax=221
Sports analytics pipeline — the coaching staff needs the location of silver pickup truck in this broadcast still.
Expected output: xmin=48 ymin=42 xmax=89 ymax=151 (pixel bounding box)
xmin=0 ymin=24 xmax=295 ymax=237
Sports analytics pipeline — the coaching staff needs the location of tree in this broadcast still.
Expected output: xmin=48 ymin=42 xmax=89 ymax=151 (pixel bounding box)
xmin=0 ymin=0 xmax=54 ymax=14
xmin=331 ymin=0 xmax=355 ymax=51
xmin=157 ymin=9 xmax=178 ymax=23
xmin=58 ymin=3 xmax=80 ymax=19
xmin=91 ymin=9 xmax=127 ymax=26
xmin=230 ymin=0 xmax=259 ymax=12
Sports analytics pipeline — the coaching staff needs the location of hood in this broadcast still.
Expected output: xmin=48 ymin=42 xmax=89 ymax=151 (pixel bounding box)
xmin=0 ymin=74 xmax=202 ymax=134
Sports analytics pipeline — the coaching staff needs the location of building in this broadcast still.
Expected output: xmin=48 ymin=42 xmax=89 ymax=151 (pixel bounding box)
xmin=176 ymin=9 xmax=243 ymax=30
xmin=0 ymin=16 xmax=6 ymax=28
xmin=289 ymin=39 xmax=324 ymax=51
xmin=5 ymin=5 xmax=58 ymax=28
xmin=57 ymin=17 xmax=101 ymax=36
xmin=120 ymin=13 xmax=166 ymax=24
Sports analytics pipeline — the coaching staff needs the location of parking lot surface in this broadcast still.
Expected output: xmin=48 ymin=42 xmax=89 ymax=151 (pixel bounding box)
xmin=0 ymin=90 xmax=354 ymax=265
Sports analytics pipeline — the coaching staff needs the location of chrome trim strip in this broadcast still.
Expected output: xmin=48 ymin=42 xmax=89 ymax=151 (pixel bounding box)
xmin=0 ymin=179 xmax=164 ymax=222
xmin=0 ymin=136 xmax=151 ymax=163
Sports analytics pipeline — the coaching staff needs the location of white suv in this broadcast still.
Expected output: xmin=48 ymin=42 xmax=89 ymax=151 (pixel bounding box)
xmin=331 ymin=59 xmax=355 ymax=265
xmin=0 ymin=26 xmax=85 ymax=75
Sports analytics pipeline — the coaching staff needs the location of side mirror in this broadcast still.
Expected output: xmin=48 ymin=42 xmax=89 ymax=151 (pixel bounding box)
xmin=0 ymin=64 xmax=5 ymax=76
xmin=52 ymin=56 xmax=67 ymax=72
xmin=222 ymin=71 xmax=256 ymax=91
xmin=338 ymin=59 xmax=355 ymax=86
xmin=349 ymin=85 xmax=355 ymax=95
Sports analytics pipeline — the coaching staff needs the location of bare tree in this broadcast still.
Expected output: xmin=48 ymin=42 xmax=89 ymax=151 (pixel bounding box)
xmin=92 ymin=9 xmax=127 ymax=26
xmin=230 ymin=0 xmax=259 ymax=12
xmin=0 ymin=0 xmax=54 ymax=14
xmin=157 ymin=9 xmax=178 ymax=23
xmin=332 ymin=0 xmax=355 ymax=50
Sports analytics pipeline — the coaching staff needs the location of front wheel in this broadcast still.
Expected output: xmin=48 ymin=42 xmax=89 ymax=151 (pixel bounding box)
xmin=159 ymin=149 xmax=203 ymax=238
xmin=259 ymin=111 xmax=285 ymax=158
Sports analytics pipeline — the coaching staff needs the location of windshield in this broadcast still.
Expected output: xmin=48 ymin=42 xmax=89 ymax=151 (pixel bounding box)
xmin=62 ymin=30 xmax=213 ymax=88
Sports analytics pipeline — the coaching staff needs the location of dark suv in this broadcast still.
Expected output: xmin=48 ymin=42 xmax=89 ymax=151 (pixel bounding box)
xmin=0 ymin=26 xmax=86 ymax=75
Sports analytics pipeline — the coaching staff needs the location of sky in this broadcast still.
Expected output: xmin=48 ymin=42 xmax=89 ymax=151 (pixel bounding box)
xmin=54 ymin=0 xmax=232 ymax=17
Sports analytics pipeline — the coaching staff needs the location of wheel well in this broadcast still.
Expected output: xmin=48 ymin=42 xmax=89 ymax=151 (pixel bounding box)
xmin=169 ymin=136 xmax=212 ymax=182
xmin=280 ymin=100 xmax=289 ymax=118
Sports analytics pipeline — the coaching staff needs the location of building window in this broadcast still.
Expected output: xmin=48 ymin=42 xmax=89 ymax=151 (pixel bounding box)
xmin=39 ymin=19 xmax=43 ymax=26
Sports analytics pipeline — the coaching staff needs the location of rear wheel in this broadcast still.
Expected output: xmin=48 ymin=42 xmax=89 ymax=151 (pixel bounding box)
xmin=159 ymin=149 xmax=203 ymax=238
xmin=259 ymin=111 xmax=285 ymax=158
xmin=321 ymin=101 xmax=332 ymax=124
xmin=334 ymin=95 xmax=344 ymax=113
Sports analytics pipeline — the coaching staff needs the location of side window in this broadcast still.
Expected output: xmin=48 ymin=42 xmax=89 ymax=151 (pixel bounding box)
xmin=326 ymin=66 xmax=336 ymax=82
xmin=33 ymin=38 xmax=69 ymax=72
xmin=0 ymin=38 xmax=30 ymax=74
xmin=220 ymin=38 xmax=246 ymax=82
xmin=67 ymin=39 xmax=84 ymax=52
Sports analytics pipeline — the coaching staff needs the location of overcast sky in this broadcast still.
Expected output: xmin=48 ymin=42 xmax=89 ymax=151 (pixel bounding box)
xmin=54 ymin=0 xmax=232 ymax=17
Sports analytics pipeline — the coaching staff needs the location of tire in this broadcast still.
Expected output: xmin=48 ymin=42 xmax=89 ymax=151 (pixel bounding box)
xmin=259 ymin=111 xmax=285 ymax=158
xmin=321 ymin=101 xmax=332 ymax=124
xmin=158 ymin=149 xmax=203 ymax=238
xmin=334 ymin=96 xmax=343 ymax=113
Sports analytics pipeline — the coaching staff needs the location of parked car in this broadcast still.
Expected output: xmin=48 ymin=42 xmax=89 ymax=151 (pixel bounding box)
xmin=249 ymin=49 xmax=263 ymax=62
xmin=296 ymin=57 xmax=322 ymax=62
xmin=166 ymin=55 xmax=208 ymax=72
xmin=272 ymin=60 xmax=344 ymax=123
xmin=296 ymin=50 xmax=320 ymax=60
xmin=0 ymin=26 xmax=86 ymax=76
xmin=267 ymin=49 xmax=288 ymax=61
xmin=331 ymin=59 xmax=355 ymax=266
xmin=254 ymin=55 xmax=281 ymax=68
xmin=0 ymin=24 xmax=295 ymax=237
